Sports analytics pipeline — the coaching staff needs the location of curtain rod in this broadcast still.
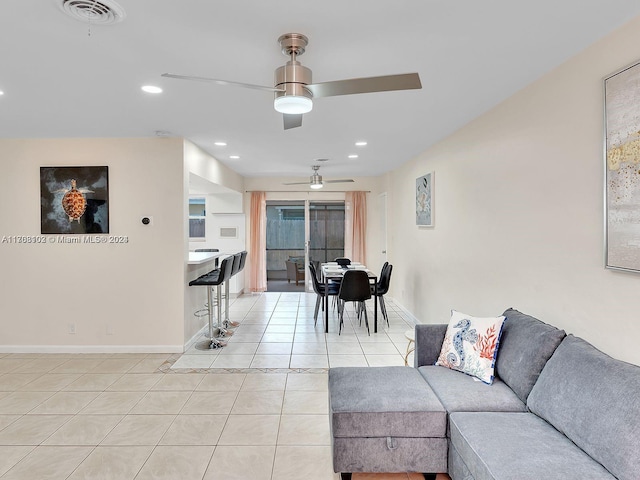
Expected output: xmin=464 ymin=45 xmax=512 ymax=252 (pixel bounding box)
xmin=244 ymin=190 xmax=371 ymax=193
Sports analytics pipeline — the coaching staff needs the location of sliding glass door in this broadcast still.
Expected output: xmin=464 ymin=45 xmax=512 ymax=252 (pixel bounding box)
xmin=266 ymin=202 xmax=305 ymax=290
xmin=266 ymin=200 xmax=345 ymax=292
xmin=308 ymin=202 xmax=345 ymax=265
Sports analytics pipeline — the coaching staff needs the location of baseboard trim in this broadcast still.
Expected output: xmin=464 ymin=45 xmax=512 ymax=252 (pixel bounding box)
xmin=184 ymin=324 xmax=208 ymax=351
xmin=0 ymin=345 xmax=184 ymax=354
xmin=388 ymin=296 xmax=420 ymax=326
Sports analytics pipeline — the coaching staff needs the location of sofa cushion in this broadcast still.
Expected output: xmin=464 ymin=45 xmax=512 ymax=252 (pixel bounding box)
xmin=527 ymin=335 xmax=640 ymax=480
xmin=495 ymin=308 xmax=565 ymax=402
xmin=450 ymin=412 xmax=616 ymax=480
xmin=418 ymin=365 xmax=526 ymax=414
xmin=436 ymin=310 xmax=506 ymax=384
xmin=414 ymin=323 xmax=448 ymax=368
xmin=329 ymin=366 xmax=446 ymax=438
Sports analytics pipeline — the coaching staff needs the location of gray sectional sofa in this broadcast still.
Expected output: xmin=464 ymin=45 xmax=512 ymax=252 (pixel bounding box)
xmin=328 ymin=308 xmax=640 ymax=480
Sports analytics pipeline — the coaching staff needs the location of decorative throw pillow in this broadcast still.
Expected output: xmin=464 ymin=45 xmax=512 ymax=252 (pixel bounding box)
xmin=435 ymin=310 xmax=506 ymax=384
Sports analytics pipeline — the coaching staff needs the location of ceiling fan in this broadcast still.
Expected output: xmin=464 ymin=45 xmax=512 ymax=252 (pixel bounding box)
xmin=283 ymin=165 xmax=354 ymax=189
xmin=162 ymin=33 xmax=422 ymax=130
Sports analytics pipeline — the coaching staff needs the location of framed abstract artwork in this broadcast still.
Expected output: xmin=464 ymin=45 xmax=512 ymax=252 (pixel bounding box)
xmin=605 ymin=61 xmax=640 ymax=272
xmin=416 ymin=172 xmax=433 ymax=227
xmin=40 ymin=166 xmax=109 ymax=234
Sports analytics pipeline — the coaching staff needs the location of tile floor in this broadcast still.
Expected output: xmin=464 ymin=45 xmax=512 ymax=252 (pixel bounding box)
xmin=175 ymin=291 xmax=416 ymax=370
xmin=0 ymin=292 xmax=451 ymax=480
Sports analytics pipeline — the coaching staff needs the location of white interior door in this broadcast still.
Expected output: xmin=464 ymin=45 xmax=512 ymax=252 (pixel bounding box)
xmin=379 ymin=193 xmax=388 ymax=264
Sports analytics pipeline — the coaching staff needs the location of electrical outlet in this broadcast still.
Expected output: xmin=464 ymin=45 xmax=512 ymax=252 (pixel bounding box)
xmin=106 ymin=323 xmax=114 ymax=335
xmin=68 ymin=323 xmax=76 ymax=334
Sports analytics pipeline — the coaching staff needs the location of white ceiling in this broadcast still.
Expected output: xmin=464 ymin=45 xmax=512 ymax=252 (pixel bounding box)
xmin=2 ymin=1 xmax=640 ymax=181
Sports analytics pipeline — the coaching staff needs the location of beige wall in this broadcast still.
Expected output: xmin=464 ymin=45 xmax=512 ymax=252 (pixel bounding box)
xmin=0 ymin=138 xmax=185 ymax=351
xmin=388 ymin=16 xmax=640 ymax=365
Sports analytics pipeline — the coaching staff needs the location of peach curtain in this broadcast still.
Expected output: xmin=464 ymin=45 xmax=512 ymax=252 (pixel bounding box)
xmin=345 ymin=191 xmax=367 ymax=264
xmin=249 ymin=191 xmax=267 ymax=292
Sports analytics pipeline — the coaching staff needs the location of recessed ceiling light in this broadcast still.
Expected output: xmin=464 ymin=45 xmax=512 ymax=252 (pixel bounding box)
xmin=230 ymin=155 xmax=240 ymax=159
xmin=355 ymin=141 xmax=367 ymax=146
xmin=214 ymin=142 xmax=227 ymax=146
xmin=348 ymin=154 xmax=359 ymax=159
xmin=141 ymin=85 xmax=162 ymax=94
xmin=0 ymin=91 xmax=4 ymax=96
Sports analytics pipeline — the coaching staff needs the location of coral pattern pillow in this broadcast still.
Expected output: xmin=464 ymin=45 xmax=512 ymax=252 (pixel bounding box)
xmin=436 ymin=310 xmax=506 ymax=384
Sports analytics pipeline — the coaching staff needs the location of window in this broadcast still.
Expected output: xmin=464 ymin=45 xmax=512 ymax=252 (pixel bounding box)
xmin=189 ymin=197 xmax=206 ymax=240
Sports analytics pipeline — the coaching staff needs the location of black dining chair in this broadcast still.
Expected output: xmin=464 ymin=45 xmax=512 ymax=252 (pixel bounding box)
xmin=372 ymin=263 xmax=393 ymax=327
xmin=334 ymin=257 xmax=351 ymax=267
xmin=309 ymin=262 xmax=340 ymax=326
xmin=338 ymin=269 xmax=372 ymax=335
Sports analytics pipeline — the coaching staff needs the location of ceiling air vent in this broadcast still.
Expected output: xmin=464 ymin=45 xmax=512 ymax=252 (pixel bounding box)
xmin=56 ymin=0 xmax=126 ymax=25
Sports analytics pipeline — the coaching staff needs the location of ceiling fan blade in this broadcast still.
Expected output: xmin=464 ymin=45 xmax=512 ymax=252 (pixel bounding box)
xmin=283 ymin=114 xmax=303 ymax=130
xmin=282 ymin=181 xmax=311 ymax=185
xmin=161 ymin=73 xmax=284 ymax=93
xmin=306 ymin=72 xmax=421 ymax=98
xmin=324 ymin=179 xmax=355 ymax=183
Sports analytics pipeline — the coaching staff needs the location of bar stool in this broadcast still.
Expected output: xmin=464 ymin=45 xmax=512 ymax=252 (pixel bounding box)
xmin=188 ymin=255 xmax=234 ymax=350
xmin=238 ymin=250 xmax=247 ymax=272
xmin=223 ymin=252 xmax=243 ymax=329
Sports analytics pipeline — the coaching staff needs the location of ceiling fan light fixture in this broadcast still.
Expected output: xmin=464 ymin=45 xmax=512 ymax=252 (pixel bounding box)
xmin=274 ymin=95 xmax=313 ymax=114
xmin=309 ymin=171 xmax=323 ymax=189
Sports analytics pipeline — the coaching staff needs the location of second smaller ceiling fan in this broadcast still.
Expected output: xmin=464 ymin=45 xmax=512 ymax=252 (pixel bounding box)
xmin=283 ymin=166 xmax=354 ymax=189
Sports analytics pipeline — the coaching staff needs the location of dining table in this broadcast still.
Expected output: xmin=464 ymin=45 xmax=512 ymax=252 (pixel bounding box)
xmin=320 ymin=262 xmax=378 ymax=334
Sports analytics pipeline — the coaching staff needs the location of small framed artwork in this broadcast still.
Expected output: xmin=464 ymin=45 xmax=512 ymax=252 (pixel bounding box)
xmin=416 ymin=172 xmax=433 ymax=227
xmin=605 ymin=60 xmax=640 ymax=272
xmin=40 ymin=166 xmax=109 ymax=234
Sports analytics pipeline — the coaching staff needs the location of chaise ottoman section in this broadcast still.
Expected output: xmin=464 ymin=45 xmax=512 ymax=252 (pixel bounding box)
xmin=329 ymin=366 xmax=448 ymax=476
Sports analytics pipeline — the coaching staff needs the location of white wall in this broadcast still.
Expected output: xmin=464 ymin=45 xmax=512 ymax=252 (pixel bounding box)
xmin=0 ymin=138 xmax=185 ymax=351
xmin=183 ymin=141 xmax=245 ymax=343
xmin=388 ymin=16 xmax=640 ymax=366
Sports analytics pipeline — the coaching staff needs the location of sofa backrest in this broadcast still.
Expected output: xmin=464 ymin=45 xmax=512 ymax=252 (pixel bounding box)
xmin=527 ymin=335 xmax=640 ymax=480
xmin=495 ymin=308 xmax=565 ymax=403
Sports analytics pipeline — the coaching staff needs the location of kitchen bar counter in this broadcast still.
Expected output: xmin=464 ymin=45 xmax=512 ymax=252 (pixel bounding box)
xmin=188 ymin=251 xmax=226 ymax=265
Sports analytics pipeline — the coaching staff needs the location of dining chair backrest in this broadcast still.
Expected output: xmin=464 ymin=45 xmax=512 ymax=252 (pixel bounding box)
xmin=309 ymin=262 xmax=323 ymax=295
xmin=377 ymin=263 xmax=393 ymax=295
xmin=339 ymin=270 xmax=372 ymax=302
xmin=335 ymin=257 xmax=351 ymax=266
